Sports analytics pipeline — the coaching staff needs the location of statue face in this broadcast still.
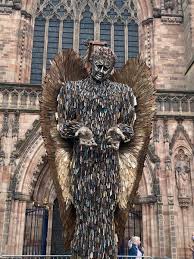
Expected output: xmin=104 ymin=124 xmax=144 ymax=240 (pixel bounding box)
xmin=91 ymin=58 xmax=113 ymax=82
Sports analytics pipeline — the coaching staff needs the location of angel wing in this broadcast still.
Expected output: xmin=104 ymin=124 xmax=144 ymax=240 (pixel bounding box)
xmin=40 ymin=49 xmax=88 ymax=249
xmin=40 ymin=48 xmax=155 ymax=248
xmin=111 ymin=58 xmax=155 ymax=241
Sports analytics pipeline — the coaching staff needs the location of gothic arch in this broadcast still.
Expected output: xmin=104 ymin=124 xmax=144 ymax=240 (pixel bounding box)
xmin=17 ymin=142 xmax=155 ymax=206
xmin=26 ymin=0 xmax=153 ymax=21
xmin=138 ymin=156 xmax=155 ymax=198
xmin=33 ymin=163 xmax=56 ymax=204
xmin=136 ymin=0 xmax=153 ymax=21
xmin=20 ymin=152 xmax=155 ymax=205
xmin=30 ymin=0 xmax=151 ymax=83
xmin=12 ymin=123 xmax=47 ymax=195
xmin=17 ymin=138 xmax=46 ymax=195
xmin=169 ymin=121 xmax=193 ymax=209
xmin=170 ymin=121 xmax=193 ymax=155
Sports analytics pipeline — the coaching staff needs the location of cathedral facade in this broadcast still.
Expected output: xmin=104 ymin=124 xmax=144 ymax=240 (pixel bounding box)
xmin=0 ymin=0 xmax=194 ymax=258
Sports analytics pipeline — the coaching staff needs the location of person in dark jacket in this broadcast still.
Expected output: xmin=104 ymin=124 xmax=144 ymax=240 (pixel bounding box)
xmin=189 ymin=232 xmax=194 ymax=259
xmin=128 ymin=236 xmax=144 ymax=259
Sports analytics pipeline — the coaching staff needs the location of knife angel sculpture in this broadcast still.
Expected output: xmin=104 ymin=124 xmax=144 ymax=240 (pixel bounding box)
xmin=40 ymin=46 xmax=155 ymax=258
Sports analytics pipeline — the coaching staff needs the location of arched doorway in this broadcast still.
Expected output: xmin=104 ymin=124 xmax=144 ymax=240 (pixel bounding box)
xmin=19 ymin=144 xmax=154 ymax=255
xmin=23 ymin=203 xmax=49 ymax=255
xmin=50 ymin=199 xmax=69 ymax=255
xmin=49 ymin=199 xmax=142 ymax=255
xmin=119 ymin=205 xmax=142 ymax=255
xmin=22 ymin=196 xmax=143 ymax=255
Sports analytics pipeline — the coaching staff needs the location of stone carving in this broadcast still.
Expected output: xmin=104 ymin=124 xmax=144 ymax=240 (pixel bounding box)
xmin=175 ymin=149 xmax=191 ymax=198
xmin=11 ymin=91 xmax=18 ymax=106
xmin=165 ymin=156 xmax=172 ymax=177
xmin=11 ymin=134 xmax=43 ymax=196
xmin=13 ymin=0 xmax=21 ymax=10
xmin=12 ymin=110 xmax=20 ymax=137
xmin=161 ymin=0 xmax=183 ymax=24
xmin=142 ymin=18 xmax=153 ymax=68
xmin=10 ymin=119 xmax=40 ymax=174
xmin=153 ymin=8 xmax=161 ymax=18
xmin=0 ymin=147 xmax=5 ymax=166
xmin=36 ymin=0 xmax=138 ymax=21
xmin=163 ymin=118 xmax=169 ymax=142
xmin=0 ymin=87 xmax=40 ymax=111
xmin=156 ymin=92 xmax=194 ymax=114
xmin=148 ymin=143 xmax=160 ymax=163
xmin=40 ymin=45 xmax=155 ymax=258
xmin=21 ymin=91 xmax=28 ymax=106
xmin=0 ymin=0 xmax=21 ymax=13
xmin=10 ymin=150 xmax=18 ymax=167
xmin=164 ymin=0 xmax=175 ymax=11
xmin=168 ymin=195 xmax=174 ymax=205
xmin=24 ymin=154 xmax=48 ymax=196
xmin=153 ymin=119 xmax=160 ymax=142
xmin=178 ymin=196 xmax=191 ymax=208
xmin=134 ymin=195 xmax=157 ymax=204
xmin=161 ymin=16 xmax=183 ymax=24
xmin=11 ymin=119 xmax=40 ymax=157
xmin=170 ymin=119 xmax=193 ymax=153
xmin=1 ymin=111 xmax=9 ymax=137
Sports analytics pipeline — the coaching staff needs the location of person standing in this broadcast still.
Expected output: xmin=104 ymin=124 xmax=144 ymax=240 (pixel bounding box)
xmin=189 ymin=232 xmax=194 ymax=259
xmin=128 ymin=236 xmax=144 ymax=259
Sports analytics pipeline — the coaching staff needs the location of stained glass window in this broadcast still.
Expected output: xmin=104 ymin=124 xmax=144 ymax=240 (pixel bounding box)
xmin=30 ymin=0 xmax=139 ymax=83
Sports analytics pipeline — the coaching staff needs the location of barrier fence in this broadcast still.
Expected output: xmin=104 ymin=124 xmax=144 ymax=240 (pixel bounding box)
xmin=0 ymin=255 xmax=172 ymax=259
xmin=0 ymin=255 xmax=154 ymax=259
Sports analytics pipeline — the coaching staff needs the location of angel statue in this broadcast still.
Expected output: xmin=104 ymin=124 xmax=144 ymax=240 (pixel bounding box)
xmin=40 ymin=42 xmax=155 ymax=259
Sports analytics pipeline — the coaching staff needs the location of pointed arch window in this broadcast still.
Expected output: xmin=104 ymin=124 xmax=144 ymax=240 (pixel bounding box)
xmin=100 ymin=1 xmax=139 ymax=68
xmin=46 ymin=16 xmax=60 ymax=69
xmin=30 ymin=1 xmax=75 ymax=84
xmin=30 ymin=0 xmax=139 ymax=84
xmin=31 ymin=15 xmax=46 ymax=84
xmin=114 ymin=20 xmax=125 ymax=67
xmin=79 ymin=5 xmax=94 ymax=55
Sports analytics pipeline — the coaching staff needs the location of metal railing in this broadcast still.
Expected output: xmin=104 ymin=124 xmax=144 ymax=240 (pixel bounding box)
xmin=0 ymin=255 xmax=155 ymax=259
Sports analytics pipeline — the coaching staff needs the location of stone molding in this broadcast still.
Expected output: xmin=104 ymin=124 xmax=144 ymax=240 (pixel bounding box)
xmin=175 ymin=148 xmax=192 ymax=199
xmin=169 ymin=119 xmax=193 ymax=153
xmin=0 ymin=83 xmax=41 ymax=113
xmin=163 ymin=118 xmax=169 ymax=143
xmin=1 ymin=84 xmax=194 ymax=118
xmin=10 ymin=119 xmax=40 ymax=161
xmin=20 ymin=9 xmax=32 ymax=19
xmin=11 ymin=110 xmax=20 ymax=137
xmin=178 ymin=196 xmax=191 ymax=208
xmin=168 ymin=195 xmax=174 ymax=205
xmin=148 ymin=144 xmax=160 ymax=163
xmin=0 ymin=0 xmax=21 ymax=14
xmin=12 ymin=191 xmax=31 ymax=201
xmin=153 ymin=8 xmax=161 ymax=18
xmin=160 ymin=0 xmax=183 ymax=24
xmin=151 ymin=1 xmax=183 ymax=24
xmin=142 ymin=18 xmax=153 ymax=68
xmin=134 ymin=195 xmax=157 ymax=204
xmin=1 ymin=110 xmax=9 ymax=137
xmin=35 ymin=0 xmax=138 ymax=23
xmin=161 ymin=15 xmax=183 ymax=24
xmin=156 ymin=90 xmax=194 ymax=118
xmin=0 ymin=148 xmax=5 ymax=166
xmin=9 ymin=120 xmax=43 ymax=193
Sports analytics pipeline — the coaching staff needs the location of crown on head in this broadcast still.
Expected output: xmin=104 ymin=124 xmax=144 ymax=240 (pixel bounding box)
xmin=90 ymin=47 xmax=117 ymax=67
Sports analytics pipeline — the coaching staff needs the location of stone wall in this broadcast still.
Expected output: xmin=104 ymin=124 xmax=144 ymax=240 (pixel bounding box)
xmin=0 ymin=0 xmax=34 ymax=83
xmin=0 ymin=0 xmax=194 ymax=258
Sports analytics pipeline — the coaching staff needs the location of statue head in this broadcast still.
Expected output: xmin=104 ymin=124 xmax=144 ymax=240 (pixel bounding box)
xmin=90 ymin=47 xmax=116 ymax=82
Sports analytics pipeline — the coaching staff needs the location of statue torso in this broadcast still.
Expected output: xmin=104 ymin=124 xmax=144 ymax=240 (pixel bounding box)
xmin=66 ymin=77 xmax=132 ymax=144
